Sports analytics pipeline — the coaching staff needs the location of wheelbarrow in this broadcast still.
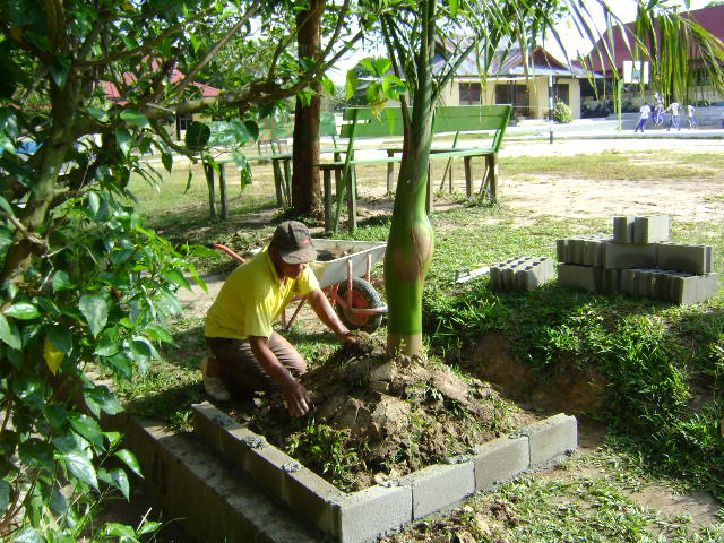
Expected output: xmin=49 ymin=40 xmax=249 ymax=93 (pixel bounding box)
xmin=208 ymin=239 xmax=387 ymax=332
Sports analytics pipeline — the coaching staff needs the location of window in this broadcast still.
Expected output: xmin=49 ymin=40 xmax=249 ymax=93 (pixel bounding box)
xmin=553 ymin=83 xmax=569 ymax=105
xmin=495 ymin=84 xmax=529 ymax=118
xmin=459 ymin=83 xmax=481 ymax=105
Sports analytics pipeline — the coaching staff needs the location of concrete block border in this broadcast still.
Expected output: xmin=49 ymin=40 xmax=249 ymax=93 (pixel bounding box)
xmin=192 ymin=403 xmax=578 ymax=543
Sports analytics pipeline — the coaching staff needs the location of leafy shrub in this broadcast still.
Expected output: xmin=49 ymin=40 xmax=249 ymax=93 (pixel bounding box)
xmin=553 ymin=99 xmax=572 ymax=123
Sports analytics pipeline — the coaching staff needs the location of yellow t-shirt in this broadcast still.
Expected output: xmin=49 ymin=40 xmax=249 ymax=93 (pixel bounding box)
xmin=204 ymin=246 xmax=320 ymax=339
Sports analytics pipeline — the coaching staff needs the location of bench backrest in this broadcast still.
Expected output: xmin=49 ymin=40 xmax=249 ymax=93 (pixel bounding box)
xmin=340 ymin=104 xmax=512 ymax=152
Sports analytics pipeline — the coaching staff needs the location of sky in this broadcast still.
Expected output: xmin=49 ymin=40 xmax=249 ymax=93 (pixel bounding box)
xmin=327 ymin=0 xmax=715 ymax=84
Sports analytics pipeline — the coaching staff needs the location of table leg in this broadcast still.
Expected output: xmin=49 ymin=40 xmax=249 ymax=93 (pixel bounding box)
xmin=218 ymin=163 xmax=228 ymax=220
xmin=464 ymin=156 xmax=473 ymax=197
xmin=204 ymin=162 xmax=217 ymax=220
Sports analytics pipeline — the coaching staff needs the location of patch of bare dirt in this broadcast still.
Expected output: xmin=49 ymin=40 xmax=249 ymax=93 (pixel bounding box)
xmin=227 ymin=336 xmax=537 ymax=492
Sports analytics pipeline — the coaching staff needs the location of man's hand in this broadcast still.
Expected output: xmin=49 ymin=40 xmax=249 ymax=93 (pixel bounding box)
xmin=283 ymin=380 xmax=312 ymax=417
xmin=337 ymin=328 xmax=358 ymax=345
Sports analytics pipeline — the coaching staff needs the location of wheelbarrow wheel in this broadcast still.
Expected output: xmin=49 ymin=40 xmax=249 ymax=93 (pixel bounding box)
xmin=336 ymin=278 xmax=383 ymax=332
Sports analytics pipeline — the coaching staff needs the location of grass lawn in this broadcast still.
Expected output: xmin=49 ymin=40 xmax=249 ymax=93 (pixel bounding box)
xmin=121 ymin=147 xmax=723 ymax=541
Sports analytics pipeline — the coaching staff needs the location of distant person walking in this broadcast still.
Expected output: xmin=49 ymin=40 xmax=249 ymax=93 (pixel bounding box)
xmin=687 ymin=104 xmax=698 ymax=129
xmin=653 ymin=92 xmax=665 ymax=126
xmin=667 ymin=101 xmax=681 ymax=131
xmin=634 ymin=103 xmax=650 ymax=133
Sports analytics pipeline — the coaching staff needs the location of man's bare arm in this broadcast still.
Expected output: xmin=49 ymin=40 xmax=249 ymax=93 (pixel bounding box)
xmin=306 ymin=289 xmax=355 ymax=343
xmin=248 ymin=335 xmax=310 ymax=416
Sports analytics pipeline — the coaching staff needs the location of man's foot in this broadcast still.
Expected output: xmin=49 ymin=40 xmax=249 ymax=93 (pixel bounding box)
xmin=201 ymin=356 xmax=230 ymax=401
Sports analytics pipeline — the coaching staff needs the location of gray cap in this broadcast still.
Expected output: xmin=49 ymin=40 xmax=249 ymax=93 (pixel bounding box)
xmin=271 ymin=221 xmax=317 ymax=264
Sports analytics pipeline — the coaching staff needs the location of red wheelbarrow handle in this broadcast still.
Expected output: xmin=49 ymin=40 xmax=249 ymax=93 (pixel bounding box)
xmin=206 ymin=242 xmax=246 ymax=264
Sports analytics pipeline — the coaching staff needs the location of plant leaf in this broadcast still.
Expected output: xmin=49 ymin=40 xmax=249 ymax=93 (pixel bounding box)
xmin=65 ymin=450 xmax=98 ymax=490
xmin=69 ymin=413 xmax=104 ymax=451
xmin=120 ymin=110 xmax=149 ymax=128
xmin=98 ymin=466 xmax=130 ymax=500
xmin=4 ymin=302 xmax=41 ymax=320
xmin=0 ymin=313 xmax=21 ymax=349
xmin=13 ymin=527 xmax=44 ymax=543
xmin=115 ymin=448 xmax=142 ymax=477
xmin=43 ymin=335 xmax=64 ymax=374
xmin=52 ymin=270 xmax=75 ymax=292
xmin=0 ymin=480 xmax=10 ymax=514
xmin=79 ymin=294 xmax=108 ymax=337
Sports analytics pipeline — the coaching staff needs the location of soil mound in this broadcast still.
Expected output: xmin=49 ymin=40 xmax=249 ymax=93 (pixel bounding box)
xmin=231 ymin=336 xmax=536 ymax=491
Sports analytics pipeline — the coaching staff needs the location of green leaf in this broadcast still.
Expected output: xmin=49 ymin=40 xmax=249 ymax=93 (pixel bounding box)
xmin=52 ymin=270 xmax=75 ymax=292
xmin=46 ymin=325 xmax=72 ymax=354
xmin=86 ymin=385 xmax=124 ymax=416
xmin=161 ymin=152 xmax=173 ymax=172
xmin=86 ymin=107 xmax=108 ymax=122
xmin=0 ymin=480 xmax=10 ymax=514
xmin=115 ymin=127 xmax=132 ymax=156
xmin=4 ymin=302 xmax=41 ymax=320
xmin=115 ymin=448 xmax=142 ymax=477
xmin=65 ymin=450 xmax=98 ymax=490
xmin=13 ymin=527 xmax=44 ymax=543
xmin=0 ymin=313 xmax=21 ymax=349
xmin=50 ymin=485 xmax=69 ymax=514
xmin=142 ymin=324 xmax=174 ymax=344
xmin=138 ymin=521 xmax=162 ymax=536
xmin=120 ymin=110 xmax=149 ymax=129
xmin=321 ymin=76 xmax=336 ymax=97
xmin=103 ymin=523 xmax=137 ymax=539
xmin=0 ymin=195 xmax=13 ymax=215
xmin=51 ymin=54 xmax=71 ymax=87
xmin=18 ymin=439 xmax=54 ymax=473
xmin=79 ymin=294 xmax=108 ymax=337
xmin=95 ymin=326 xmax=121 ymax=356
xmin=87 ymin=190 xmax=100 ymax=216
xmin=104 ymin=431 xmax=123 ymax=449
xmin=70 ymin=413 xmax=104 ymax=451
xmin=185 ymin=121 xmax=210 ymax=149
xmin=98 ymin=467 xmax=130 ymax=500
xmin=449 ymin=0 xmax=458 ymax=17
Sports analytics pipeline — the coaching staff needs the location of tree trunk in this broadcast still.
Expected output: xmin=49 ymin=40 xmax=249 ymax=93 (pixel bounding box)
xmin=291 ymin=0 xmax=325 ymax=216
xmin=385 ymin=0 xmax=436 ymax=356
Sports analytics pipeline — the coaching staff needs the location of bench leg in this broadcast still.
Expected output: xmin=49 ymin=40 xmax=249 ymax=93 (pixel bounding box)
xmin=386 ymin=150 xmax=395 ymax=193
xmin=464 ymin=156 xmax=473 ymax=197
xmin=480 ymin=154 xmax=498 ymax=202
xmin=218 ymin=163 xmax=228 ymax=220
xmin=272 ymin=159 xmax=284 ymax=206
xmin=204 ymin=163 xmax=217 ymax=221
xmin=323 ymin=169 xmax=332 ymax=232
xmin=347 ymin=166 xmax=356 ymax=232
xmin=283 ymin=158 xmax=292 ymax=206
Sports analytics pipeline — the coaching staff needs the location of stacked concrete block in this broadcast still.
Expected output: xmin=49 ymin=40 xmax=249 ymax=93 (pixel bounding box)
xmin=613 ymin=215 xmax=670 ymax=243
xmin=556 ymin=216 xmax=718 ymax=305
xmin=192 ymin=403 xmax=578 ymax=543
xmin=490 ymin=256 xmax=555 ymax=292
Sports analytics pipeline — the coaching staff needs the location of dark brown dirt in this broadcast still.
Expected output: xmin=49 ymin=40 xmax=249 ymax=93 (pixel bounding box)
xmin=226 ymin=336 xmax=537 ymax=491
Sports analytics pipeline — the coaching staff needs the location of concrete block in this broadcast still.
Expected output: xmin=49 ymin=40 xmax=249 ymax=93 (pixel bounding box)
xmin=522 ymin=414 xmax=578 ymax=466
xmin=656 ymin=243 xmax=713 ymax=275
xmin=556 ymin=239 xmax=569 ymax=263
xmin=634 ymin=216 xmax=670 ymax=243
xmin=492 ymin=257 xmax=554 ymax=292
xmin=603 ymin=241 xmax=657 ymax=269
xmin=244 ymin=440 xmax=298 ymax=502
xmin=337 ymin=483 xmax=413 ymax=543
xmin=105 ymin=415 xmax=322 ymax=543
xmin=613 ymin=216 xmax=635 ymax=243
xmin=600 ymin=268 xmax=621 ymax=294
xmin=471 ymin=436 xmax=529 ymax=491
xmin=669 ymin=273 xmax=719 ymax=305
xmin=283 ymin=465 xmax=345 ymax=536
xmin=399 ymin=462 xmax=474 ymax=520
xmin=557 ymin=264 xmax=601 ymax=293
xmin=192 ymin=402 xmax=259 ymax=468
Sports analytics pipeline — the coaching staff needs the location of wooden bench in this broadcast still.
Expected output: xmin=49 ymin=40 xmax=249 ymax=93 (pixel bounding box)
xmin=320 ymin=104 xmax=512 ymax=231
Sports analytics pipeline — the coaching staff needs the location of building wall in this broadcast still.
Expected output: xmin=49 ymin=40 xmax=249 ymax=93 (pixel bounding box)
xmin=441 ymin=77 xmax=581 ymax=120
